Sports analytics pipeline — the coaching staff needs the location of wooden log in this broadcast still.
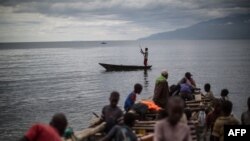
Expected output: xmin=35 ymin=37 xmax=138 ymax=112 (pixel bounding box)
xmin=76 ymin=122 xmax=106 ymax=140
xmin=63 ymin=122 xmax=106 ymax=141
xmin=185 ymin=100 xmax=211 ymax=104
xmin=134 ymin=124 xmax=155 ymax=127
xmin=138 ymin=133 xmax=154 ymax=141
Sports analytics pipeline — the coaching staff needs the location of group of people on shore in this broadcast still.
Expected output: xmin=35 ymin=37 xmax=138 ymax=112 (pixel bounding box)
xmin=19 ymin=71 xmax=250 ymax=141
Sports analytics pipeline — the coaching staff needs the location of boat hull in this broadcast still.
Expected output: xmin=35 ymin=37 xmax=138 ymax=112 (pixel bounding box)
xmin=99 ymin=63 xmax=152 ymax=71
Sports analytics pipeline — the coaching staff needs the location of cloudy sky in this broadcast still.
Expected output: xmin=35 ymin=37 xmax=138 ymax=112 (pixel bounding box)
xmin=0 ymin=0 xmax=249 ymax=42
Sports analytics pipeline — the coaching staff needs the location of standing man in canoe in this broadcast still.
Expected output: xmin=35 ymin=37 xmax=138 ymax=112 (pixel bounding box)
xmin=140 ymin=47 xmax=148 ymax=66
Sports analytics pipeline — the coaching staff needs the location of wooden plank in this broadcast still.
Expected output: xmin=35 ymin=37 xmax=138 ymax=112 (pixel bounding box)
xmin=133 ymin=126 xmax=154 ymax=130
xmin=138 ymin=134 xmax=154 ymax=141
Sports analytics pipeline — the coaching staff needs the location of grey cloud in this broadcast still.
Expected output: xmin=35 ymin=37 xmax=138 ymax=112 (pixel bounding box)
xmin=0 ymin=0 xmax=249 ymax=41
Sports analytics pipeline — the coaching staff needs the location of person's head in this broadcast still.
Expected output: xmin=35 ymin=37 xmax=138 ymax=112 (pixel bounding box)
xmin=247 ymin=97 xmax=250 ymax=110
xmin=184 ymin=108 xmax=192 ymax=120
xmin=161 ymin=70 xmax=168 ymax=79
xmin=185 ymin=72 xmax=192 ymax=79
xmin=221 ymin=89 xmax=229 ymax=97
xmin=134 ymin=83 xmax=143 ymax=94
xmin=123 ymin=113 xmax=136 ymax=127
xmin=109 ymin=91 xmax=120 ymax=108
xmin=145 ymin=48 xmax=148 ymax=51
xmin=204 ymin=83 xmax=211 ymax=92
xmin=221 ymin=100 xmax=233 ymax=116
xmin=50 ymin=113 xmax=68 ymax=136
xmin=167 ymin=96 xmax=185 ymax=125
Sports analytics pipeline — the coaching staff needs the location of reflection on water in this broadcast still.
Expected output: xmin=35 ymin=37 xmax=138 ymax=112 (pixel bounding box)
xmin=143 ymin=70 xmax=149 ymax=90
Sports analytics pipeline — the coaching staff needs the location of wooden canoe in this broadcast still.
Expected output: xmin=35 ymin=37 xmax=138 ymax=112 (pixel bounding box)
xmin=99 ymin=63 xmax=152 ymax=71
xmin=63 ymin=94 xmax=212 ymax=141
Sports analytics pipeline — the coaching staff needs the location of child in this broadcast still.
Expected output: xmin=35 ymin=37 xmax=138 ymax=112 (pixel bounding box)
xmin=102 ymin=91 xmax=123 ymax=133
xmin=100 ymin=113 xmax=137 ymax=141
xmin=124 ymin=83 xmax=143 ymax=112
xmin=203 ymin=83 xmax=214 ymax=100
xmin=220 ymin=89 xmax=229 ymax=101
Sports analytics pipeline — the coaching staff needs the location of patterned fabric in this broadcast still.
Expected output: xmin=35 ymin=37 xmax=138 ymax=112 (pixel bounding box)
xmin=187 ymin=120 xmax=197 ymax=141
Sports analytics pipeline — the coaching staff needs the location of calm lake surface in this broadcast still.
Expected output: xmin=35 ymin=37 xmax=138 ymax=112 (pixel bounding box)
xmin=0 ymin=40 xmax=250 ymax=140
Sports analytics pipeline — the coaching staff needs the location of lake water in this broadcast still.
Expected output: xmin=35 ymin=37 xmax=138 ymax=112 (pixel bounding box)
xmin=0 ymin=40 xmax=249 ymax=140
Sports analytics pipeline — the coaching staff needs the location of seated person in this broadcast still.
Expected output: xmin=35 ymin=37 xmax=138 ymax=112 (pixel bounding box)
xmin=179 ymin=79 xmax=193 ymax=101
xmin=178 ymin=72 xmax=196 ymax=89
xmin=212 ymin=100 xmax=240 ymax=141
xmin=124 ymin=83 xmax=143 ymax=112
xmin=169 ymin=84 xmax=181 ymax=96
xmin=220 ymin=89 xmax=229 ymax=101
xmin=203 ymin=83 xmax=215 ymax=100
xmin=206 ymin=99 xmax=222 ymax=141
xmin=241 ymin=97 xmax=250 ymax=125
xmin=100 ymin=113 xmax=137 ymax=141
xmin=102 ymin=91 xmax=123 ymax=133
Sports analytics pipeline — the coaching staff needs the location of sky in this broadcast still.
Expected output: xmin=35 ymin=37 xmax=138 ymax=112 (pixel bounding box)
xmin=0 ymin=0 xmax=249 ymax=42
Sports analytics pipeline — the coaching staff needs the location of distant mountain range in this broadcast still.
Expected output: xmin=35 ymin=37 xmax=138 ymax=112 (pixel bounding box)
xmin=140 ymin=14 xmax=250 ymax=40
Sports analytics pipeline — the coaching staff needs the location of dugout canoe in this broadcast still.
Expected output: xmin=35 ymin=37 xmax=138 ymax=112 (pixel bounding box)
xmin=99 ymin=63 xmax=152 ymax=71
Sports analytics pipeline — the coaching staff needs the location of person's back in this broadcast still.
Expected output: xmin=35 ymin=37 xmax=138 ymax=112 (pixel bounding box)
xmin=206 ymin=99 xmax=222 ymax=141
xmin=124 ymin=83 xmax=143 ymax=112
xmin=155 ymin=119 xmax=191 ymax=141
xmin=241 ymin=111 xmax=250 ymax=125
xmin=179 ymin=80 xmax=193 ymax=101
xmin=241 ymin=97 xmax=250 ymax=125
xmin=154 ymin=97 xmax=192 ymax=141
xmin=19 ymin=113 xmax=68 ymax=141
xmin=23 ymin=124 xmax=61 ymax=141
xmin=220 ymin=89 xmax=229 ymax=101
xmin=212 ymin=115 xmax=239 ymax=141
xmin=204 ymin=83 xmax=214 ymax=100
xmin=153 ymin=70 xmax=169 ymax=108
xmin=212 ymin=101 xmax=240 ymax=141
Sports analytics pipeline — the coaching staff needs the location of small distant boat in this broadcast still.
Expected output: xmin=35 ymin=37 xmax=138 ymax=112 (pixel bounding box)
xmin=101 ymin=42 xmax=107 ymax=44
xmin=99 ymin=63 xmax=152 ymax=71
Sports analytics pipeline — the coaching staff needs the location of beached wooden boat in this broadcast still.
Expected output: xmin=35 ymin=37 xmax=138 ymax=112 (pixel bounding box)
xmin=99 ymin=63 xmax=152 ymax=71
